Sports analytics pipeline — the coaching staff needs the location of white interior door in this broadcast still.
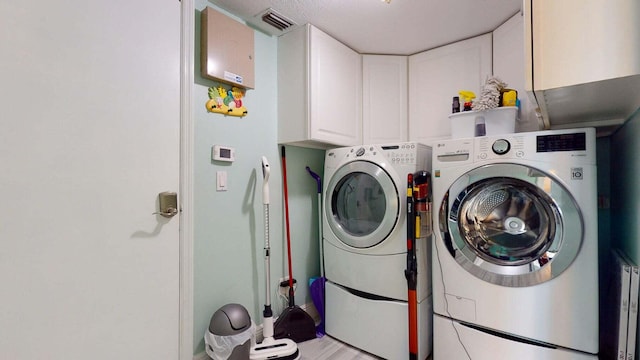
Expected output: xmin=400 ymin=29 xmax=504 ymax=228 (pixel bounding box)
xmin=0 ymin=1 xmax=181 ymax=359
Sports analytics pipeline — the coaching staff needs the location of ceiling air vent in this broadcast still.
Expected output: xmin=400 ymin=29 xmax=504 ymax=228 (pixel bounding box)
xmin=260 ymin=8 xmax=295 ymax=32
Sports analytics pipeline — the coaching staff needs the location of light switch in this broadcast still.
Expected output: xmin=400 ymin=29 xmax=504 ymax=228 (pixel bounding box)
xmin=216 ymin=171 xmax=228 ymax=191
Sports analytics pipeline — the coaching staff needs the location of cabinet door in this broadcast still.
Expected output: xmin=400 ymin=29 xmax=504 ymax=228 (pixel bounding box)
xmin=309 ymin=26 xmax=362 ymax=146
xmin=363 ymin=55 xmax=408 ymax=144
xmin=528 ymin=0 xmax=640 ymax=91
xmin=408 ymin=34 xmax=492 ymax=145
xmin=524 ymin=0 xmax=640 ymax=131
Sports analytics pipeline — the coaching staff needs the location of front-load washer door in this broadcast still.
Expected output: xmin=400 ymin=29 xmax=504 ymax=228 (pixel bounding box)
xmin=439 ymin=163 xmax=582 ymax=287
xmin=325 ymin=160 xmax=399 ymax=248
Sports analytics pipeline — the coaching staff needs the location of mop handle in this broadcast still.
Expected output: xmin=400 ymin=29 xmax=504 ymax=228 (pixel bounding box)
xmin=305 ymin=166 xmax=322 ymax=194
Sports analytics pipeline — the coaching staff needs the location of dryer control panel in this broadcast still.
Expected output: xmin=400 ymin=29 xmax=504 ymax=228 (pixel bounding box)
xmin=381 ymin=143 xmax=421 ymax=165
xmin=325 ymin=142 xmax=431 ymax=169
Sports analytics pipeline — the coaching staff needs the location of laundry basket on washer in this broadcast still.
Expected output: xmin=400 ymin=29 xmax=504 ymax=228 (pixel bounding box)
xmin=449 ymin=106 xmax=518 ymax=138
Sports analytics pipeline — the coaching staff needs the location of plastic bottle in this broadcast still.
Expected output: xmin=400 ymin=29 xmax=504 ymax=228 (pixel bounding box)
xmin=474 ymin=116 xmax=486 ymax=137
xmin=458 ymin=90 xmax=476 ymax=111
xmin=452 ymin=96 xmax=460 ymax=113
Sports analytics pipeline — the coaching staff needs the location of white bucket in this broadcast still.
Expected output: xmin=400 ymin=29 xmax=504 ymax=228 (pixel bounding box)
xmin=449 ymin=106 xmax=518 ymax=138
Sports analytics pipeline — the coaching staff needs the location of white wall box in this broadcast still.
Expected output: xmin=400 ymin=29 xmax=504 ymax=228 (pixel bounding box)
xmin=201 ymin=7 xmax=255 ymax=89
xmin=362 ymin=55 xmax=408 ymax=144
xmin=525 ymin=0 xmax=640 ymax=134
xmin=408 ymin=33 xmax=492 ymax=146
xmin=278 ymin=24 xmax=362 ymax=148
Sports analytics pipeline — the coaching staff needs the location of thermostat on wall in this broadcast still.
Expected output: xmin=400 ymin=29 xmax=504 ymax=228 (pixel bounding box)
xmin=212 ymin=145 xmax=235 ymax=162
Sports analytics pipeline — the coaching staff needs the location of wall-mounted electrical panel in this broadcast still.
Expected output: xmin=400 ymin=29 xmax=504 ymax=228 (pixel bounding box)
xmin=200 ymin=7 xmax=255 ymax=89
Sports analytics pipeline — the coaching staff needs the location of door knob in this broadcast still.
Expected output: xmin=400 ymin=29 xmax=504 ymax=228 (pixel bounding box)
xmin=153 ymin=191 xmax=178 ymax=218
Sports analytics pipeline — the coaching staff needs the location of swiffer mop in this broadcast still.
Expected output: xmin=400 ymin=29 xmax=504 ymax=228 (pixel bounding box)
xmin=250 ymin=156 xmax=300 ymax=360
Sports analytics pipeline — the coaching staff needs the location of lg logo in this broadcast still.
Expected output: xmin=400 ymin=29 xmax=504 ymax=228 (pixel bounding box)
xmin=571 ymin=167 xmax=583 ymax=180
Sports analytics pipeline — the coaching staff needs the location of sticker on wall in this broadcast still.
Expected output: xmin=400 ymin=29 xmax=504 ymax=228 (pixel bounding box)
xmin=205 ymin=85 xmax=248 ymax=117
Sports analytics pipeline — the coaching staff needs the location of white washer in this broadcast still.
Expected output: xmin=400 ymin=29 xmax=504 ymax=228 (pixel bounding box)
xmin=323 ymin=142 xmax=432 ymax=360
xmin=431 ymin=128 xmax=598 ymax=359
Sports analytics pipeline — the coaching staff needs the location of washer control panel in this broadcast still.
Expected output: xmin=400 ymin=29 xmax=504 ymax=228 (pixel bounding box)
xmin=492 ymin=139 xmax=511 ymax=155
xmin=433 ymin=129 xmax=595 ymax=168
xmin=477 ymin=136 xmax=524 ymax=160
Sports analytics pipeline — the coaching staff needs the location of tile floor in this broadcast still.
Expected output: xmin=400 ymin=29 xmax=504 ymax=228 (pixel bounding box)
xmin=298 ymin=335 xmax=435 ymax=359
xmin=297 ymin=335 xmax=381 ymax=359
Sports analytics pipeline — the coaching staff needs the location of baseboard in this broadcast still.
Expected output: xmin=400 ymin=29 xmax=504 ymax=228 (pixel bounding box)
xmin=300 ymin=301 xmax=321 ymax=324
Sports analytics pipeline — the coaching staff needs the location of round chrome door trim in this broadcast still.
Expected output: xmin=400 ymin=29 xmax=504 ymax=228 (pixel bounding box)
xmin=439 ymin=163 xmax=583 ymax=287
xmin=325 ymin=160 xmax=399 ymax=248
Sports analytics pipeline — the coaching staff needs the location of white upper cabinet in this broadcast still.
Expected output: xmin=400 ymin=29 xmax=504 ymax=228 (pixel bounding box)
xmin=278 ymin=24 xmax=362 ymax=149
xmin=408 ymin=34 xmax=492 ymax=146
xmin=362 ymin=55 xmax=408 ymax=144
xmin=525 ymin=0 xmax=640 ymax=133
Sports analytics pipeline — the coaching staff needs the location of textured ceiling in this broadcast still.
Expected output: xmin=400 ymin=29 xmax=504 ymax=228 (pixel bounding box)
xmin=207 ymin=0 xmax=522 ymax=55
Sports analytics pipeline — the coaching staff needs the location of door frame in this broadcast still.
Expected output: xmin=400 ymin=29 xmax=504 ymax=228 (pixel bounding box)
xmin=179 ymin=0 xmax=195 ymax=359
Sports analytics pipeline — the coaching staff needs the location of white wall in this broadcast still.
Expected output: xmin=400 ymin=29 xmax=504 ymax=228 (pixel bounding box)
xmin=492 ymin=11 xmax=540 ymax=133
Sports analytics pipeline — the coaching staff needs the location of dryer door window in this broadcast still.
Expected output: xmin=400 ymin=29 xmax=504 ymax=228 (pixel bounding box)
xmin=326 ymin=160 xmax=398 ymax=248
xmin=440 ymin=163 xmax=582 ymax=287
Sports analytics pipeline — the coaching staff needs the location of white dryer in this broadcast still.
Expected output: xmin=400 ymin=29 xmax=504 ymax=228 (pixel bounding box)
xmin=431 ymin=128 xmax=599 ymax=359
xmin=323 ymin=142 xmax=432 ymax=360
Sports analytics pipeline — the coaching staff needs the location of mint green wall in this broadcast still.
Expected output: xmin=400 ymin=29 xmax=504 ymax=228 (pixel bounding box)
xmin=611 ymin=110 xmax=640 ymax=262
xmin=609 ymin=109 xmax=640 ymax=353
xmin=192 ymin=2 xmax=324 ymax=354
xmin=596 ymin=136 xmax=612 ymax=354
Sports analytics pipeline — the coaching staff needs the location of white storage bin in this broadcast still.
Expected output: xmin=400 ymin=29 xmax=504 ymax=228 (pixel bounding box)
xmin=449 ymin=106 xmax=518 ymax=138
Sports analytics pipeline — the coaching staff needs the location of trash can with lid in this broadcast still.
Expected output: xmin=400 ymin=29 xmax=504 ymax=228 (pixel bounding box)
xmin=204 ymin=303 xmax=255 ymax=360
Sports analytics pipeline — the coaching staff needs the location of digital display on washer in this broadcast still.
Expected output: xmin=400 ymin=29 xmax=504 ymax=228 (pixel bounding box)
xmin=536 ymin=132 xmax=586 ymax=152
